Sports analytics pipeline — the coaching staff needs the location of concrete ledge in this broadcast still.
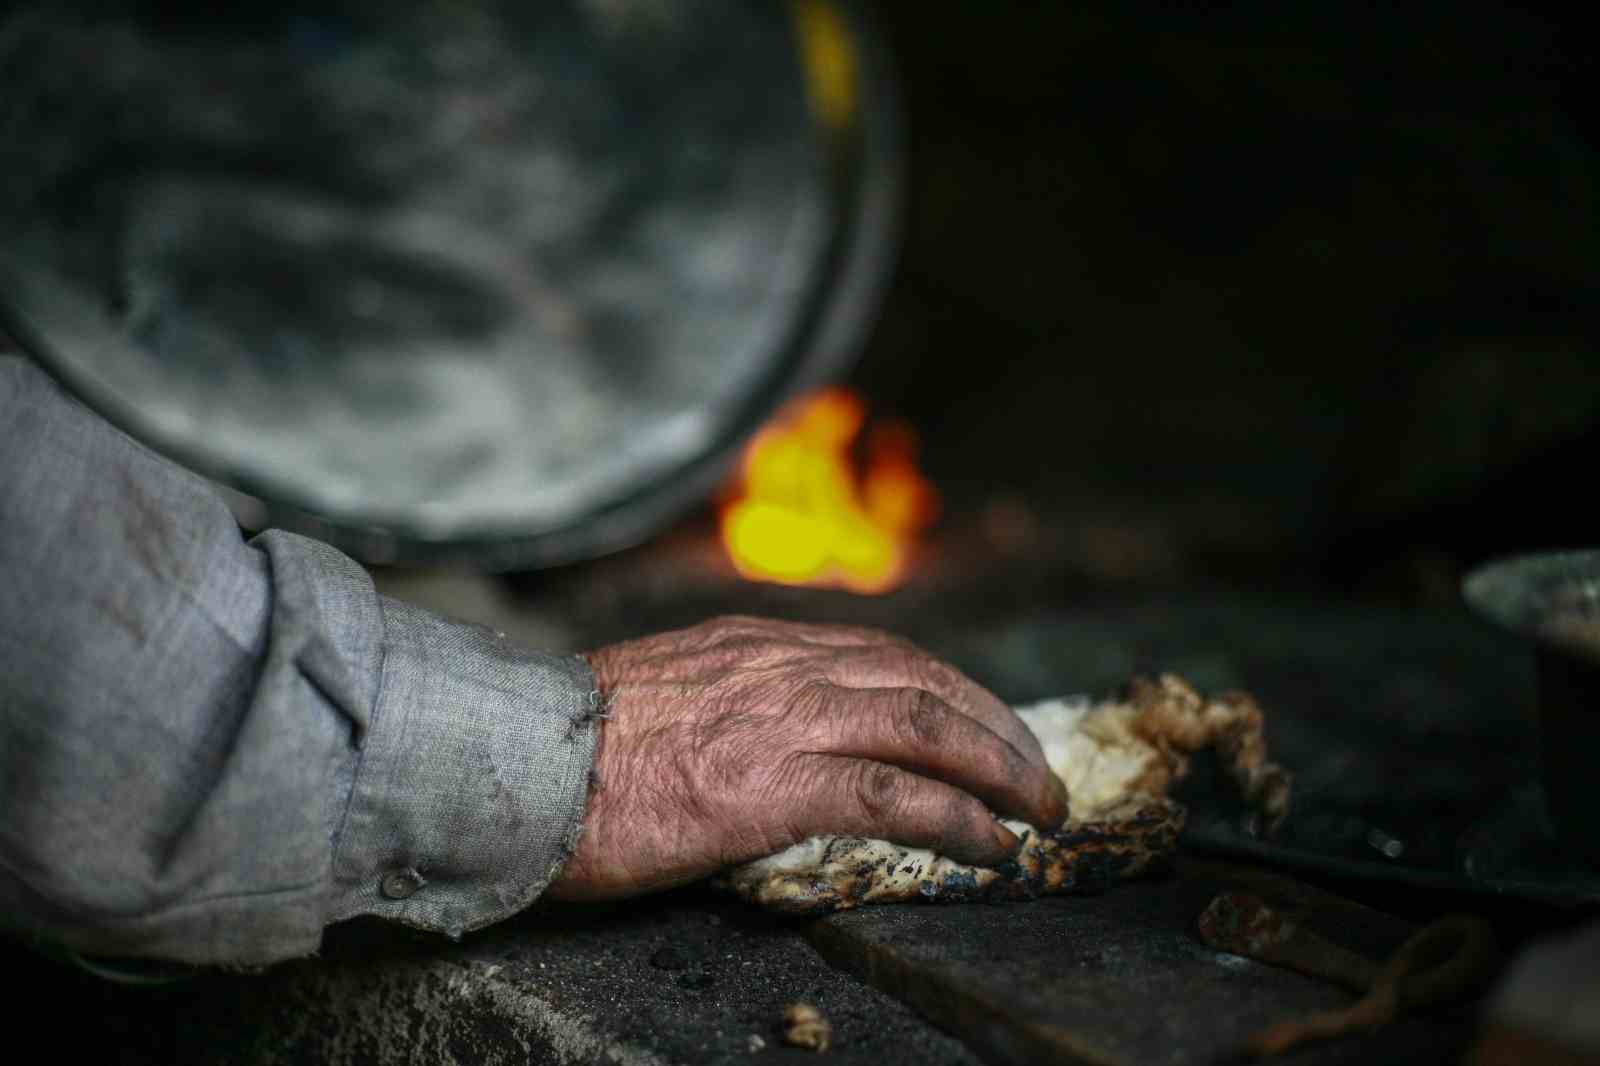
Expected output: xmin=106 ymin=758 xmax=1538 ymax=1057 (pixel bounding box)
xmin=21 ymin=888 xmax=980 ymax=1065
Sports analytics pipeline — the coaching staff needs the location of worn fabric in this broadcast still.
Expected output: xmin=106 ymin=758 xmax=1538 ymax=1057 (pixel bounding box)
xmin=0 ymin=355 xmax=599 ymax=968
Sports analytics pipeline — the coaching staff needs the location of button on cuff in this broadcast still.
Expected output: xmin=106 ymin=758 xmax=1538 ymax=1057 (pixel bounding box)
xmin=380 ymin=868 xmax=425 ymax=901
xmin=328 ymin=599 xmax=599 ymax=934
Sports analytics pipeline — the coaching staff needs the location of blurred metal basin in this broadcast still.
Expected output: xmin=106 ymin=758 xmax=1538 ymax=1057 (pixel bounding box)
xmin=0 ymin=0 xmax=900 ymax=568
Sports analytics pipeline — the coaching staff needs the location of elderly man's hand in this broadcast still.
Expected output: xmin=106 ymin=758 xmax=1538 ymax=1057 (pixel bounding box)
xmin=547 ymin=615 xmax=1069 ymax=900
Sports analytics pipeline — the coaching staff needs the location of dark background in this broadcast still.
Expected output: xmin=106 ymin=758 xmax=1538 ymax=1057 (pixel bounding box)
xmin=7 ymin=9 xmax=1598 ymax=1063
xmin=7 ymin=0 xmax=1595 ymax=608
xmin=825 ymin=0 xmax=1599 ymax=609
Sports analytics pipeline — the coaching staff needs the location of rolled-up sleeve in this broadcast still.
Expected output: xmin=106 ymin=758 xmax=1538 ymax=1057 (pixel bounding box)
xmin=0 ymin=355 xmax=599 ymax=968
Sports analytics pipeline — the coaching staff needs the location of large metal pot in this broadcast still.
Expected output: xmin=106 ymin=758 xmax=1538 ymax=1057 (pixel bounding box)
xmin=0 ymin=0 xmax=900 ymax=569
xmin=1464 ymin=549 xmax=1600 ymax=862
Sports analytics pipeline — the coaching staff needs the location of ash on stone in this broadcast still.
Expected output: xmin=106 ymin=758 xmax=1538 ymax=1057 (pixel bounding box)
xmin=678 ymin=967 xmax=715 ymax=990
xmin=649 ymin=945 xmax=689 ymax=971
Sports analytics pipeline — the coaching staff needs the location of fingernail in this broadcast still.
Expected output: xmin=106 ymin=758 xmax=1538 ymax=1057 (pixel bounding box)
xmin=993 ymin=824 xmax=1022 ymax=859
xmin=957 ymin=824 xmax=1021 ymax=869
xmin=1047 ymin=771 xmax=1070 ymax=823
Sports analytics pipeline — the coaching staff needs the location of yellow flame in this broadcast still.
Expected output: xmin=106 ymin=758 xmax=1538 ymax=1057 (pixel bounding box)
xmin=720 ymin=389 xmax=937 ymax=593
xmin=791 ymin=0 xmax=857 ymax=134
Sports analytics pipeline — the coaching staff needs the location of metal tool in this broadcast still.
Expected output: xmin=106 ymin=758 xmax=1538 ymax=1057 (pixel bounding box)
xmin=1198 ymin=892 xmax=1498 ymax=1058
xmin=1465 ymin=550 xmax=1600 ymax=862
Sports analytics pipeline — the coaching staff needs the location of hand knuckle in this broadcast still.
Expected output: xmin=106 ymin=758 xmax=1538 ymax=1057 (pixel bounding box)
xmin=910 ymin=649 xmax=959 ymax=697
xmin=861 ymin=625 xmax=898 ymax=645
xmin=895 ymin=688 xmax=948 ymax=748
xmin=786 ymin=677 xmax=833 ymax=717
xmin=754 ymin=750 xmax=811 ymax=806
xmin=853 ymin=761 xmax=909 ymax=821
xmin=924 ymin=656 xmax=966 ymax=695
xmin=704 ymin=615 xmax=765 ymax=643
xmin=714 ymin=634 xmax=766 ymax=660
xmin=879 ymin=644 xmax=917 ymax=680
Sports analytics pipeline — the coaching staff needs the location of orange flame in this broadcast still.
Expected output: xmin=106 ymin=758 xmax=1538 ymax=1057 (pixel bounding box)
xmin=719 ymin=388 xmax=938 ymax=593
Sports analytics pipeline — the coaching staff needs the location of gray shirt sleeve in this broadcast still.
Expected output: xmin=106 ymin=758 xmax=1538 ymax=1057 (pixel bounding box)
xmin=0 ymin=355 xmax=600 ymax=968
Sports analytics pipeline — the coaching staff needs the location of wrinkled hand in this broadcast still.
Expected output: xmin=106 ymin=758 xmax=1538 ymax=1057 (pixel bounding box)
xmin=547 ymin=615 xmax=1068 ymax=900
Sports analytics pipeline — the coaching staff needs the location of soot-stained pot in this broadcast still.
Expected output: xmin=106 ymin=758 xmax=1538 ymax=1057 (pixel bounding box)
xmin=0 ymin=0 xmax=900 ymax=569
xmin=1465 ymin=550 xmax=1600 ymax=863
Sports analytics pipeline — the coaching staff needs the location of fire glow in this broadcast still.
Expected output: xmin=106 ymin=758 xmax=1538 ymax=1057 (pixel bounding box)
xmin=719 ymin=388 xmax=938 ymax=593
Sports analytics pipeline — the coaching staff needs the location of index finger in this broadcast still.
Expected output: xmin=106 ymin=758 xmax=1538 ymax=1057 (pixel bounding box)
xmin=798 ymin=682 xmax=1068 ymax=828
xmin=782 ymin=753 xmax=1024 ymax=868
xmin=817 ymin=644 xmax=1049 ymax=772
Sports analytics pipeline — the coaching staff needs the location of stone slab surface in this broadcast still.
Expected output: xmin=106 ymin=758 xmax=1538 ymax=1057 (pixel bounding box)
xmin=804 ymin=858 xmax=1482 ymax=1066
xmin=17 ymin=887 xmax=981 ymax=1066
xmin=10 ymin=862 xmax=1493 ymax=1066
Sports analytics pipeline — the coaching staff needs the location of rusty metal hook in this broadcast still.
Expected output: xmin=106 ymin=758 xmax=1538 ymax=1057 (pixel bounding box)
xmin=1198 ymin=892 xmax=1498 ymax=1058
